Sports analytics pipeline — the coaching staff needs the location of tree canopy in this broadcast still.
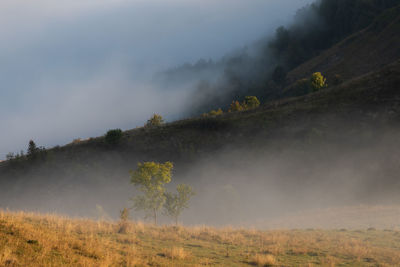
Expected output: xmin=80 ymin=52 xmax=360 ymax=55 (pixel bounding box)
xmin=130 ymin=161 xmax=173 ymax=225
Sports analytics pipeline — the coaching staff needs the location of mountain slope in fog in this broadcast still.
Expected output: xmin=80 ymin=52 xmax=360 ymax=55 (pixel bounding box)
xmin=0 ymin=4 xmax=399 ymax=225
xmin=0 ymin=57 xmax=399 ymax=222
xmin=286 ymin=5 xmax=400 ymax=87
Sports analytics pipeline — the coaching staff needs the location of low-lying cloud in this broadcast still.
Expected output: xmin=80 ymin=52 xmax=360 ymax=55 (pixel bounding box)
xmin=0 ymin=0 xmax=313 ymax=158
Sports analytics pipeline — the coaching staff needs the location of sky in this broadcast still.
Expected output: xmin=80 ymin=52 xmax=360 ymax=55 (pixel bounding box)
xmin=0 ymin=0 xmax=313 ymax=159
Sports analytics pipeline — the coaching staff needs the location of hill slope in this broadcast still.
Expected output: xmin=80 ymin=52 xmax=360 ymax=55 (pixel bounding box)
xmin=0 ymin=58 xmax=399 ymax=223
xmin=286 ymin=5 xmax=400 ymax=86
xmin=0 ymin=6 xmax=399 ymax=223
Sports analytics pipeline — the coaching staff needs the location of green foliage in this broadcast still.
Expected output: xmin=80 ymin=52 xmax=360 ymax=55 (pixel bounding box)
xmin=229 ymin=96 xmax=261 ymax=112
xmin=163 ymin=184 xmax=195 ymax=225
xmin=310 ymin=72 xmax=327 ymax=92
xmin=146 ymin=114 xmax=164 ymax=127
xmin=27 ymin=140 xmax=38 ymax=157
xmin=130 ymin=161 xmax=173 ymax=224
xmin=105 ymin=129 xmax=123 ymax=145
xmin=228 ymin=101 xmax=245 ymax=112
xmin=202 ymin=108 xmax=223 ymax=117
xmin=243 ymin=96 xmax=261 ymax=109
xmin=26 ymin=140 xmax=46 ymax=160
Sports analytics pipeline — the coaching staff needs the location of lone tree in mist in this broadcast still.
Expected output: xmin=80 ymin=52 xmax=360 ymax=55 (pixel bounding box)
xmin=146 ymin=114 xmax=164 ymax=127
xmin=163 ymin=184 xmax=195 ymax=226
xmin=130 ymin=161 xmax=173 ymax=225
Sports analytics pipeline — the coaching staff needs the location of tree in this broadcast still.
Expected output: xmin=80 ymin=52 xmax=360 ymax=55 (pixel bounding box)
xmin=27 ymin=140 xmax=38 ymax=158
xmin=130 ymin=161 xmax=173 ymax=225
xmin=228 ymin=101 xmax=245 ymax=112
xmin=243 ymin=96 xmax=260 ymax=109
xmin=105 ymin=129 xmax=123 ymax=145
xmin=163 ymin=184 xmax=195 ymax=225
xmin=146 ymin=114 xmax=164 ymax=127
xmin=310 ymin=72 xmax=327 ymax=92
xmin=202 ymin=108 xmax=223 ymax=117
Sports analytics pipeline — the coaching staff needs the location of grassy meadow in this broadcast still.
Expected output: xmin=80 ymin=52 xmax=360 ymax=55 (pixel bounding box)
xmin=1 ymin=210 xmax=400 ymax=266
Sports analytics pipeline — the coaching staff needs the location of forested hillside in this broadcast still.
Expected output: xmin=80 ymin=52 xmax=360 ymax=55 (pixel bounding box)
xmin=161 ymin=0 xmax=400 ymax=113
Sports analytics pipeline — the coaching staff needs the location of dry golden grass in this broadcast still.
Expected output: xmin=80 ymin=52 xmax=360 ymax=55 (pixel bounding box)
xmin=164 ymin=246 xmax=190 ymax=260
xmin=251 ymin=254 xmax=276 ymax=266
xmin=1 ymin=210 xmax=400 ymax=266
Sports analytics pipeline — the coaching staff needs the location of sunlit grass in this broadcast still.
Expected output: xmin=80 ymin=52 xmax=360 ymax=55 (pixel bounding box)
xmin=1 ymin=210 xmax=400 ymax=266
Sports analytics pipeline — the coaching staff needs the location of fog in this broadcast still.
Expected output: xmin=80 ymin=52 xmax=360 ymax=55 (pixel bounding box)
xmin=2 ymin=0 xmax=399 ymax=230
xmin=1 ymin=121 xmax=400 ymax=229
xmin=0 ymin=0 xmax=313 ymax=159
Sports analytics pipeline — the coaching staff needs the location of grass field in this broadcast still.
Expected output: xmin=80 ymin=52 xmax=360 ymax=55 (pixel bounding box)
xmin=1 ymin=210 xmax=400 ymax=266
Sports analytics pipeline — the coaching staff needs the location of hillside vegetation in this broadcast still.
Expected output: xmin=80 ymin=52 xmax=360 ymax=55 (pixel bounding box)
xmin=286 ymin=5 xmax=400 ymax=89
xmin=1 ymin=211 xmax=400 ymax=266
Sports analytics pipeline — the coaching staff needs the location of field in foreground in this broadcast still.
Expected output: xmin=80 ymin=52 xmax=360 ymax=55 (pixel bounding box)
xmin=1 ymin=211 xmax=400 ymax=266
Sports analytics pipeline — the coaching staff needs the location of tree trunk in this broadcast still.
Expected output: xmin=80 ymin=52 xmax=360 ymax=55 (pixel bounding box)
xmin=153 ymin=209 xmax=157 ymax=225
xmin=175 ymin=216 xmax=178 ymax=226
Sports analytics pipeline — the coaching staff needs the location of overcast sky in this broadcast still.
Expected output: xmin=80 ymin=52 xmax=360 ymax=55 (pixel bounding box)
xmin=0 ymin=0 xmax=313 ymax=158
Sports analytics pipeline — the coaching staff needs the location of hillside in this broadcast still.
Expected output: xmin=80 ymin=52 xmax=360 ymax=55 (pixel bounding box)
xmin=0 ymin=58 xmax=399 ymax=224
xmin=1 ymin=211 xmax=400 ymax=266
xmin=0 ymin=2 xmax=399 ymax=224
xmin=286 ymin=5 xmax=400 ymax=87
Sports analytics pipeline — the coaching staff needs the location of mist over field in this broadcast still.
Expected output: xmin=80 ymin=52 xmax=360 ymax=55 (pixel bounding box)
xmin=0 ymin=0 xmax=313 ymax=159
xmin=1 ymin=0 xmax=400 ymax=265
xmin=0 ymin=0 xmax=399 ymax=228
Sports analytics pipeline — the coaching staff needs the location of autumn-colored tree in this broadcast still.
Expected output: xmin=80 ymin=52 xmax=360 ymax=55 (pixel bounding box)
xmin=146 ymin=114 xmax=164 ymax=127
xmin=228 ymin=101 xmax=245 ymax=112
xmin=310 ymin=72 xmax=327 ymax=92
xmin=130 ymin=162 xmax=173 ymax=225
xmin=163 ymin=184 xmax=195 ymax=225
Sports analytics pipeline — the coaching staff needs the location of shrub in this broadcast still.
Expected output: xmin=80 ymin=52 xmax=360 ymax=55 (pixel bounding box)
xmin=310 ymin=72 xmax=327 ymax=92
xmin=27 ymin=140 xmax=38 ymax=157
xmin=228 ymin=101 xmax=245 ymax=112
xmin=146 ymin=114 xmax=164 ymax=127
xmin=202 ymin=108 xmax=223 ymax=117
xmin=243 ymin=96 xmax=260 ymax=109
xmin=118 ymin=208 xmax=130 ymax=234
xmin=229 ymin=96 xmax=260 ymax=112
xmin=105 ymin=129 xmax=123 ymax=145
xmin=251 ymin=254 xmax=276 ymax=267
